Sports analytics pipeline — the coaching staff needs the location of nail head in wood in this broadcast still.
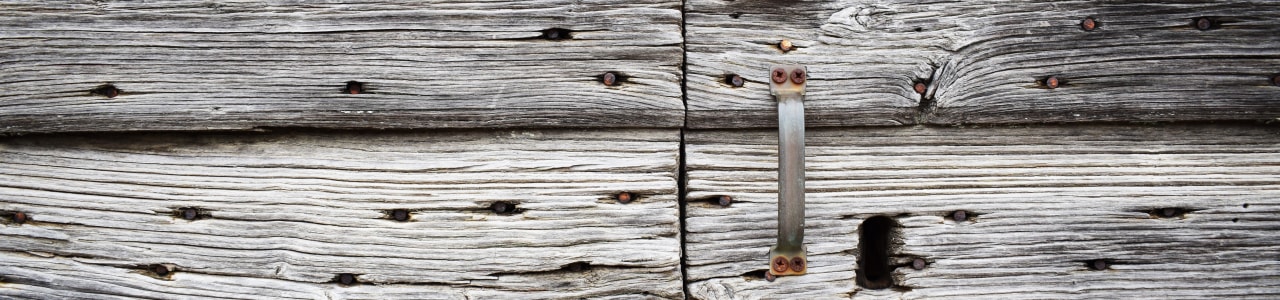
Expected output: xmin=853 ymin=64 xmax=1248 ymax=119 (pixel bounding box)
xmin=542 ymin=28 xmax=572 ymax=40
xmin=717 ymin=195 xmax=732 ymax=207
xmin=151 ymin=264 xmax=170 ymax=277
xmin=180 ymin=207 xmax=199 ymax=220
xmin=91 ymin=84 xmax=121 ymax=98
xmin=602 ymin=72 xmax=618 ymax=86
xmin=12 ymin=212 xmax=28 ymax=224
xmin=1045 ymin=76 xmax=1060 ymax=89
xmin=778 ymin=39 xmax=794 ymax=52
xmin=337 ymin=273 xmax=357 ymax=286
xmin=491 ymin=202 xmax=514 ymax=214
xmin=951 ymin=210 xmax=968 ymax=222
xmin=728 ymin=74 xmax=745 ymax=87
xmin=616 ymin=192 xmax=634 ymax=204
xmin=390 ymin=209 xmax=410 ymax=222
xmin=1195 ymin=17 xmax=1212 ymax=30
xmin=913 ymin=82 xmax=927 ymax=95
xmin=1161 ymin=207 xmax=1178 ymax=218
xmin=912 ymin=258 xmax=927 ymax=270
xmin=1081 ymin=17 xmax=1097 ymax=31
xmin=1089 ymin=259 xmax=1109 ymax=270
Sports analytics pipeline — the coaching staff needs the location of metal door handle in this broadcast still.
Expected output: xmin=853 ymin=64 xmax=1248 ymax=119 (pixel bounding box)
xmin=768 ymin=65 xmax=807 ymax=279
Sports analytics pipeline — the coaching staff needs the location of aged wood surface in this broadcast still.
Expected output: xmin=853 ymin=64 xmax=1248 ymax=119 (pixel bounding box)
xmin=0 ymin=129 xmax=683 ymax=299
xmin=0 ymin=1 xmax=684 ymax=133
xmin=684 ymin=124 xmax=1280 ymax=299
xmin=686 ymin=0 xmax=1280 ymax=128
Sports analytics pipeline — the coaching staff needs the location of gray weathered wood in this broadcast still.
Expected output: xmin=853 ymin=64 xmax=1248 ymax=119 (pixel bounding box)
xmin=0 ymin=129 xmax=683 ymax=299
xmin=686 ymin=0 xmax=1280 ymax=128
xmin=0 ymin=1 xmax=684 ymax=133
xmin=684 ymin=124 xmax=1280 ymax=299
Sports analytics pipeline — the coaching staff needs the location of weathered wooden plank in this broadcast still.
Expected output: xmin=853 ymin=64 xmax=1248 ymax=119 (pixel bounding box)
xmin=686 ymin=0 xmax=1280 ymax=128
xmin=0 ymin=129 xmax=683 ymax=299
xmin=0 ymin=1 xmax=684 ymax=133
xmin=684 ymin=124 xmax=1280 ymax=299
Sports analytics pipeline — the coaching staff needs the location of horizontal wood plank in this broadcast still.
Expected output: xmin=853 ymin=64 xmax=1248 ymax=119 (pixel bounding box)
xmin=686 ymin=0 xmax=1280 ymax=128
xmin=684 ymin=124 xmax=1280 ymax=299
xmin=0 ymin=129 xmax=683 ymax=299
xmin=0 ymin=1 xmax=684 ymax=133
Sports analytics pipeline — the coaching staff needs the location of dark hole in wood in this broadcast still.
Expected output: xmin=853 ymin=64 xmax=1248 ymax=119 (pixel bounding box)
xmin=562 ymin=261 xmax=591 ymax=272
xmin=913 ymin=27 xmax=923 ymax=32
xmin=1087 ymin=259 xmax=1109 ymax=270
xmin=90 ymin=84 xmax=121 ymax=98
xmin=729 ymin=13 xmax=741 ymax=19
xmin=857 ymin=216 xmax=896 ymax=289
xmin=541 ymin=28 xmax=572 ymax=40
xmin=342 ymin=81 xmax=364 ymax=94
xmin=1270 ymin=75 xmax=1279 ymax=87
xmin=491 ymin=201 xmax=518 ymax=214
xmin=1232 ymin=218 xmax=1239 ymax=223
xmin=1244 ymin=203 xmax=1250 ymax=208
xmin=335 ymin=273 xmax=358 ymax=286
xmin=1152 ymin=207 xmax=1186 ymax=218
xmin=151 ymin=264 xmax=171 ymax=277
xmin=389 ymin=209 xmax=410 ymax=222
xmin=740 ymin=269 xmax=768 ymax=280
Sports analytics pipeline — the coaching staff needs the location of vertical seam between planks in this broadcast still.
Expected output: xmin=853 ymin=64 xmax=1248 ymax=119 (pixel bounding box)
xmin=677 ymin=0 xmax=691 ymax=298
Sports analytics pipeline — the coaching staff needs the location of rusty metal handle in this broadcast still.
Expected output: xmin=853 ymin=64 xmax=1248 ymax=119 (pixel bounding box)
xmin=768 ymin=65 xmax=807 ymax=279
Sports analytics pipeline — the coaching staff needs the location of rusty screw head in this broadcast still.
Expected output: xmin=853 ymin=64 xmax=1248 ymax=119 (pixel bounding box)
xmin=1195 ymin=17 xmax=1212 ymax=30
xmin=789 ymin=257 xmax=805 ymax=272
xmin=913 ymin=82 xmax=927 ymax=95
xmin=1081 ymin=17 xmax=1097 ymax=31
xmin=912 ymin=258 xmax=927 ymax=270
xmin=602 ymin=72 xmax=618 ymax=86
xmin=12 ymin=212 xmax=28 ymax=224
xmin=717 ymin=195 xmax=732 ymax=207
xmin=151 ymin=264 xmax=170 ymax=277
xmin=790 ymin=69 xmax=806 ymax=84
xmin=1089 ymin=259 xmax=1108 ymax=270
xmin=771 ymin=256 xmax=790 ymax=273
xmin=337 ymin=273 xmax=356 ymax=285
xmin=1045 ymin=76 xmax=1060 ymax=89
xmin=779 ymin=39 xmax=794 ymax=52
xmin=771 ymin=68 xmax=787 ymax=84
xmin=952 ymin=210 xmax=968 ymax=222
xmin=729 ymin=74 xmax=745 ymax=87
xmin=180 ymin=208 xmax=197 ymax=220
xmin=391 ymin=209 xmax=410 ymax=222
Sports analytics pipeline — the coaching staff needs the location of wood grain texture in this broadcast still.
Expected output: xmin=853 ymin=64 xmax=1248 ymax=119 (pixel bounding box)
xmin=0 ymin=1 xmax=684 ymax=133
xmin=684 ymin=124 xmax=1280 ymax=299
xmin=686 ymin=0 xmax=1280 ymax=128
xmin=0 ymin=129 xmax=683 ymax=299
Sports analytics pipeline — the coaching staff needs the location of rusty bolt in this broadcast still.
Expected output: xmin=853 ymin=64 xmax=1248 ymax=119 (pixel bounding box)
xmin=913 ymin=82 xmax=927 ymax=95
xmin=345 ymin=81 xmax=363 ymax=94
xmin=602 ymin=72 xmax=618 ymax=86
xmin=729 ymin=74 xmax=745 ymax=87
xmin=717 ymin=195 xmax=732 ymax=207
xmin=952 ymin=210 xmax=968 ymax=222
xmin=779 ymin=40 xmax=794 ymax=52
xmin=912 ymin=258 xmax=927 ymax=270
xmin=1195 ymin=18 xmax=1212 ymax=30
xmin=789 ymin=257 xmax=805 ymax=272
xmin=151 ymin=264 xmax=170 ymax=277
xmin=337 ymin=273 xmax=357 ymax=285
xmin=391 ymin=209 xmax=410 ymax=222
xmin=1045 ymin=76 xmax=1060 ymax=89
xmin=12 ymin=212 xmax=28 ymax=224
xmin=1089 ymin=259 xmax=1108 ymax=270
xmin=180 ymin=207 xmax=199 ymax=221
xmin=616 ymin=192 xmax=634 ymax=204
xmin=771 ymin=68 xmax=787 ymax=84
xmin=771 ymin=256 xmax=790 ymax=273
xmin=790 ymin=69 xmax=806 ymax=84
xmin=1081 ymin=17 xmax=1097 ymax=31
xmin=764 ymin=271 xmax=776 ymax=282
